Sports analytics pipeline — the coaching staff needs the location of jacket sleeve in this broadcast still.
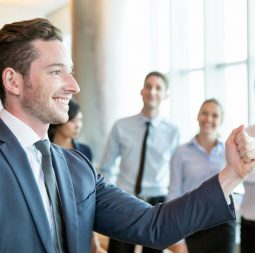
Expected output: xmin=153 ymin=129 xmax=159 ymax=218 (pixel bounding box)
xmin=94 ymin=174 xmax=235 ymax=250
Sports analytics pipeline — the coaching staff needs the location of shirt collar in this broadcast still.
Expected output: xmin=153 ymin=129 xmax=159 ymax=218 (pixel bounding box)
xmin=188 ymin=135 xmax=224 ymax=154
xmin=0 ymin=109 xmax=46 ymax=149
xmin=138 ymin=112 xmax=162 ymax=128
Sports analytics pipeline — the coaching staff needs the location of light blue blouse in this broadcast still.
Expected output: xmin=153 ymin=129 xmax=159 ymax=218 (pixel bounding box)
xmin=168 ymin=137 xmax=226 ymax=200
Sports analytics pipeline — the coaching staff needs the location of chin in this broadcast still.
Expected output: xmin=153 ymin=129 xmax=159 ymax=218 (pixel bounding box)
xmin=203 ymin=130 xmax=214 ymax=135
xmin=50 ymin=115 xmax=68 ymax=124
xmin=59 ymin=112 xmax=69 ymax=122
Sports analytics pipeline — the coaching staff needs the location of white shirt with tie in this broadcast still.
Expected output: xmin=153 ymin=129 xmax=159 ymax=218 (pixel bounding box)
xmin=0 ymin=108 xmax=54 ymax=234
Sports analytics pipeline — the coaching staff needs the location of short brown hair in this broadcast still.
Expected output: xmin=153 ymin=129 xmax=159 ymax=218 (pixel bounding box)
xmin=0 ymin=18 xmax=63 ymax=105
xmin=144 ymin=71 xmax=169 ymax=90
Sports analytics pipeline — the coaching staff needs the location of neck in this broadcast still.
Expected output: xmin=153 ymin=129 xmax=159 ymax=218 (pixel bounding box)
xmin=141 ymin=107 xmax=159 ymax=119
xmin=4 ymin=106 xmax=48 ymax=139
xmin=52 ymin=134 xmax=74 ymax=149
xmin=196 ymin=133 xmax=217 ymax=153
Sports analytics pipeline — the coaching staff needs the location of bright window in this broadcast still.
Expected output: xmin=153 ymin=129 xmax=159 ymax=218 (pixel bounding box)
xmin=168 ymin=0 xmax=250 ymax=143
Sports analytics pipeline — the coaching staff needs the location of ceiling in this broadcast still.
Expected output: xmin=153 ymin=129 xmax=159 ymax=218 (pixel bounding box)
xmin=0 ymin=0 xmax=68 ymax=15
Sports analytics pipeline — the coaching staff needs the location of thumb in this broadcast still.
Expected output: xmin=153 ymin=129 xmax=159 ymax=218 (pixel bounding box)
xmin=226 ymin=125 xmax=245 ymax=145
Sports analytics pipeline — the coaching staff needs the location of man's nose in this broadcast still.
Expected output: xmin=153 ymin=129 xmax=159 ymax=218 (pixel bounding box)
xmin=65 ymin=73 xmax=80 ymax=94
xmin=150 ymin=87 xmax=157 ymax=95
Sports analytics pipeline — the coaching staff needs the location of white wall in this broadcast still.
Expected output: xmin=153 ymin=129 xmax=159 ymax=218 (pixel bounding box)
xmin=0 ymin=1 xmax=69 ymax=28
xmin=0 ymin=5 xmax=46 ymax=28
xmin=47 ymin=4 xmax=72 ymax=57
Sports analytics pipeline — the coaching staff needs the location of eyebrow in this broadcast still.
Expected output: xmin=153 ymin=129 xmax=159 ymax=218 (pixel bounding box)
xmin=46 ymin=63 xmax=65 ymax=68
xmin=46 ymin=63 xmax=74 ymax=71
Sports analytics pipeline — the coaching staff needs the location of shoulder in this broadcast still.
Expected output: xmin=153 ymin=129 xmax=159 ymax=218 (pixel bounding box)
xmin=74 ymin=141 xmax=92 ymax=153
xmin=110 ymin=114 xmax=140 ymax=134
xmin=51 ymin=144 xmax=98 ymax=192
xmin=174 ymin=141 xmax=192 ymax=155
xmin=51 ymin=143 xmax=94 ymax=174
xmin=51 ymin=144 xmax=99 ymax=203
xmin=74 ymin=141 xmax=92 ymax=161
xmin=158 ymin=118 xmax=179 ymax=135
xmin=114 ymin=114 xmax=139 ymax=127
xmin=161 ymin=118 xmax=178 ymax=129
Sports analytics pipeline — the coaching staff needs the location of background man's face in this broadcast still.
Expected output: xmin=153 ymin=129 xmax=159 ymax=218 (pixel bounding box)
xmin=141 ymin=75 xmax=167 ymax=110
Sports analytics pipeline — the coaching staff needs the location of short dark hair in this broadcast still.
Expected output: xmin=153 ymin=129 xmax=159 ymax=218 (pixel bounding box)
xmin=67 ymin=99 xmax=81 ymax=121
xmin=144 ymin=71 xmax=169 ymax=90
xmin=0 ymin=18 xmax=63 ymax=105
xmin=48 ymin=99 xmax=81 ymax=142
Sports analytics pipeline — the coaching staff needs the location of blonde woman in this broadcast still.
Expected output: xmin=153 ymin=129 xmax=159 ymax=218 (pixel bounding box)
xmin=168 ymin=99 xmax=235 ymax=253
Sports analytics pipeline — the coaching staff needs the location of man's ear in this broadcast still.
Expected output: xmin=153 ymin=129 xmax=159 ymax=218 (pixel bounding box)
xmin=2 ymin=68 xmax=22 ymax=95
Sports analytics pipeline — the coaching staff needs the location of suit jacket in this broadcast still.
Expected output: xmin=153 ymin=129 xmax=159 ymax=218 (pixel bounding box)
xmin=72 ymin=139 xmax=93 ymax=162
xmin=0 ymin=119 xmax=235 ymax=253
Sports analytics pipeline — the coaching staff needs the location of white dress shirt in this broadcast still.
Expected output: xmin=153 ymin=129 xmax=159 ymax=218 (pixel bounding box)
xmin=100 ymin=112 xmax=179 ymax=198
xmin=0 ymin=109 xmax=54 ymax=233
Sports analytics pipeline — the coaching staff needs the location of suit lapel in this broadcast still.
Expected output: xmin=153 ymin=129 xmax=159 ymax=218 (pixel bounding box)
xmin=51 ymin=146 xmax=79 ymax=253
xmin=0 ymin=120 xmax=54 ymax=253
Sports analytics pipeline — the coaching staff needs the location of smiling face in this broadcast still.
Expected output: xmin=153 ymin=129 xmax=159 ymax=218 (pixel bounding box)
xmin=140 ymin=75 xmax=167 ymax=111
xmin=18 ymin=39 xmax=80 ymax=125
xmin=197 ymin=101 xmax=223 ymax=136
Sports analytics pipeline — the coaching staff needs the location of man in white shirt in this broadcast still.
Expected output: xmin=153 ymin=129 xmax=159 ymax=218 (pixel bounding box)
xmin=0 ymin=18 xmax=255 ymax=253
xmin=100 ymin=71 xmax=179 ymax=253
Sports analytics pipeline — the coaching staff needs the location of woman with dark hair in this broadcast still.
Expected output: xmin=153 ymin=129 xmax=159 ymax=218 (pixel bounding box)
xmin=48 ymin=99 xmax=92 ymax=161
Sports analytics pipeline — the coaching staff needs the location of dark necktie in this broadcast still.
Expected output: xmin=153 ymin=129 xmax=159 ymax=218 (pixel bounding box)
xmin=135 ymin=121 xmax=151 ymax=196
xmin=34 ymin=140 xmax=66 ymax=253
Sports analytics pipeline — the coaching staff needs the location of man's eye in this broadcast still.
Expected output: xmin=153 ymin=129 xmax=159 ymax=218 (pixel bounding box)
xmin=51 ymin=70 xmax=61 ymax=76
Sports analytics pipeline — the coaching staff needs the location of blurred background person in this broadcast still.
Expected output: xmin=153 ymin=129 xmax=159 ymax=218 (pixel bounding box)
xmin=48 ymin=98 xmax=106 ymax=253
xmin=168 ymin=98 xmax=235 ymax=253
xmin=100 ymin=71 xmax=179 ymax=253
xmin=48 ymin=98 xmax=92 ymax=162
xmin=239 ymin=125 xmax=255 ymax=253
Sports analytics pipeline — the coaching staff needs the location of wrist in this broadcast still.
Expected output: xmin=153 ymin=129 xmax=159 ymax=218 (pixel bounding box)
xmin=219 ymin=164 xmax=242 ymax=197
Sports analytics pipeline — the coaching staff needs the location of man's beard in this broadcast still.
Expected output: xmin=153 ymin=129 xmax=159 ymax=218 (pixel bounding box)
xmin=22 ymin=77 xmax=69 ymax=124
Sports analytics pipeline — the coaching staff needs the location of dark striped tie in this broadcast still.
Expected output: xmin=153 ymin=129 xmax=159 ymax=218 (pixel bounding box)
xmin=135 ymin=121 xmax=151 ymax=196
xmin=34 ymin=140 xmax=66 ymax=253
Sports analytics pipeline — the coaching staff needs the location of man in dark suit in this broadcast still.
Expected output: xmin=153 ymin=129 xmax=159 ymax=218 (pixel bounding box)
xmin=0 ymin=18 xmax=254 ymax=253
